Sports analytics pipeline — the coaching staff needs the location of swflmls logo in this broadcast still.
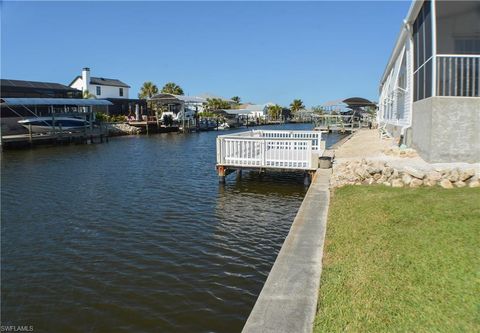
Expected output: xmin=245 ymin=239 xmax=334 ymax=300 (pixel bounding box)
xmin=0 ymin=326 xmax=34 ymax=332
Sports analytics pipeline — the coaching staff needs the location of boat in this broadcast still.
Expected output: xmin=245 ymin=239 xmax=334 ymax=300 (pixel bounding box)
xmin=18 ymin=117 xmax=89 ymax=133
xmin=217 ymin=122 xmax=230 ymax=130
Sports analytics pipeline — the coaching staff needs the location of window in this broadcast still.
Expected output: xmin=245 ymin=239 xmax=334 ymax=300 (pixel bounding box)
xmin=96 ymin=86 xmax=101 ymax=96
xmin=435 ymin=1 xmax=480 ymax=97
xmin=436 ymin=1 xmax=480 ymax=55
xmin=119 ymin=88 xmax=124 ymax=97
xmin=413 ymin=1 xmax=433 ymax=101
xmin=396 ymin=53 xmax=407 ymax=120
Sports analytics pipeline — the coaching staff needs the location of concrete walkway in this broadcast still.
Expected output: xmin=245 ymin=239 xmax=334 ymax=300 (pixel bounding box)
xmin=335 ymin=128 xmax=394 ymax=160
xmin=242 ymin=169 xmax=331 ymax=333
xmin=334 ymin=129 xmax=479 ymax=171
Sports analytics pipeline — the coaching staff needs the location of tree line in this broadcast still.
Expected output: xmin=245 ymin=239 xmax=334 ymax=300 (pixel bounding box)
xmin=135 ymin=81 xmax=311 ymax=119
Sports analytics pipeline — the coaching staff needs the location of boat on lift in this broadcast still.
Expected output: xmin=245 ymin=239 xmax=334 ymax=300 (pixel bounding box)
xmin=18 ymin=117 xmax=89 ymax=133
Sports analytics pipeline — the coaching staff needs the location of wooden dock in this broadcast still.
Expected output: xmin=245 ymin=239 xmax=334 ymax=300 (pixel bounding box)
xmin=1 ymin=127 xmax=108 ymax=150
xmin=313 ymin=114 xmax=369 ymax=133
xmin=216 ymin=130 xmax=325 ymax=183
xmin=128 ymin=121 xmax=179 ymax=134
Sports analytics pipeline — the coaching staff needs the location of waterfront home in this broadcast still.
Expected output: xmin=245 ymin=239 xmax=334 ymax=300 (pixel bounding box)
xmin=378 ymin=0 xmax=479 ymax=163
xmin=69 ymin=68 xmax=146 ymax=116
xmin=212 ymin=103 xmax=275 ymax=122
xmin=0 ymin=79 xmax=83 ymax=134
xmin=69 ymin=67 xmax=130 ymax=99
xmin=244 ymin=103 xmax=275 ymax=119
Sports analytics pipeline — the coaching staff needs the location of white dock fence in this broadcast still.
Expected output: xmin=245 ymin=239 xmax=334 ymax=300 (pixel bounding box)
xmin=216 ymin=130 xmax=324 ymax=171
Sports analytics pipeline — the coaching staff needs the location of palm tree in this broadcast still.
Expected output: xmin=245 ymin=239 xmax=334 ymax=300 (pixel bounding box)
xmin=138 ymin=81 xmax=159 ymax=100
xmin=138 ymin=81 xmax=159 ymax=115
xmin=203 ymin=98 xmax=231 ymax=112
xmin=161 ymin=82 xmax=184 ymax=95
xmin=231 ymin=96 xmax=241 ymax=104
xmin=290 ymin=99 xmax=305 ymax=114
xmin=267 ymin=104 xmax=283 ymax=120
xmin=311 ymin=105 xmax=325 ymax=115
xmin=83 ymin=90 xmax=96 ymax=99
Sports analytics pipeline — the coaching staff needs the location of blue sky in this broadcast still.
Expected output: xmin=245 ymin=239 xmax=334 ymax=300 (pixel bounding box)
xmin=1 ymin=1 xmax=410 ymax=106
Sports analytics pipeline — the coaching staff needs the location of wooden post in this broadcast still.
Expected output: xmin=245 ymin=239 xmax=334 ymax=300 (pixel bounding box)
xmin=217 ymin=165 xmax=227 ymax=183
xmin=28 ymin=124 xmax=33 ymax=143
xmin=182 ymin=112 xmax=186 ymax=134
xmin=51 ymin=112 xmax=56 ymax=136
xmin=304 ymin=172 xmax=311 ymax=186
xmin=90 ymin=106 xmax=93 ymax=132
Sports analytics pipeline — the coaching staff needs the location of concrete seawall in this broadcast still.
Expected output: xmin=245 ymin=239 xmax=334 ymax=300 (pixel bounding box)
xmin=242 ymin=169 xmax=331 ymax=333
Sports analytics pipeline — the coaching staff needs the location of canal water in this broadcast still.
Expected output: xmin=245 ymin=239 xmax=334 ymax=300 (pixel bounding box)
xmin=1 ymin=124 xmax=342 ymax=333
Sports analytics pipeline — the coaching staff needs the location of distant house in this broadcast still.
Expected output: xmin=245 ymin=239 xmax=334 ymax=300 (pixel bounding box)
xmin=378 ymin=0 xmax=479 ymax=163
xmin=0 ymin=78 xmax=108 ymax=135
xmin=214 ymin=103 xmax=276 ymax=123
xmin=69 ymin=68 xmax=130 ymax=99
xmin=0 ymin=78 xmax=83 ymax=125
xmin=69 ymin=68 xmax=145 ymax=116
xmin=244 ymin=103 xmax=274 ymax=119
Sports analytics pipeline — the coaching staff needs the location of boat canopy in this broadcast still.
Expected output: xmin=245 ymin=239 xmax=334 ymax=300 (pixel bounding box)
xmin=0 ymin=98 xmax=113 ymax=106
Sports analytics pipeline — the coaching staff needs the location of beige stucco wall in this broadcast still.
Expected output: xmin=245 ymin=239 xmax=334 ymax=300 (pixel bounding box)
xmin=411 ymin=96 xmax=480 ymax=163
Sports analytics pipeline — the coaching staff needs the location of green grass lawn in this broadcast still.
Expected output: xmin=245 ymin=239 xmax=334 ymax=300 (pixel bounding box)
xmin=315 ymin=186 xmax=480 ymax=333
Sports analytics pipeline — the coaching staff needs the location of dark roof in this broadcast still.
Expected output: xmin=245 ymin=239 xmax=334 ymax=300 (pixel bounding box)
xmin=69 ymin=76 xmax=130 ymax=88
xmin=342 ymin=97 xmax=376 ymax=107
xmin=1 ymin=79 xmax=78 ymax=91
xmin=1 ymin=97 xmax=113 ymax=106
xmin=90 ymin=77 xmax=130 ymax=88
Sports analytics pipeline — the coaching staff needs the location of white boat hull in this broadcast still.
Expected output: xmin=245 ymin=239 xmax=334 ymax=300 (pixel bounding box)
xmin=18 ymin=117 xmax=89 ymax=133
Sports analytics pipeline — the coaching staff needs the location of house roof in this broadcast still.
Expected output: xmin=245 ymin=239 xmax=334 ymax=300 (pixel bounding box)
xmin=343 ymin=97 xmax=376 ymax=107
xmin=0 ymin=97 xmax=113 ymax=106
xmin=69 ymin=76 xmax=130 ymax=88
xmin=1 ymin=79 xmax=79 ymax=91
xmin=244 ymin=103 xmax=274 ymax=112
xmin=322 ymin=97 xmax=376 ymax=108
xmin=197 ymin=93 xmax=234 ymax=103
xmin=219 ymin=109 xmax=254 ymax=116
xmin=150 ymin=93 xmax=206 ymax=103
xmin=379 ymin=0 xmax=424 ymax=89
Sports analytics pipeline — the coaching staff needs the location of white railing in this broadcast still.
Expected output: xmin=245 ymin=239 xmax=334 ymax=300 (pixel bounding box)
xmin=436 ymin=55 xmax=480 ymax=97
xmin=216 ymin=130 xmax=323 ymax=170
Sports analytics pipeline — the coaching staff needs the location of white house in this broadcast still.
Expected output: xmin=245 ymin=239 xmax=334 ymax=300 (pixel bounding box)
xmin=244 ymin=103 xmax=275 ymax=119
xmin=378 ymin=0 xmax=479 ymax=163
xmin=69 ymin=68 xmax=130 ymax=99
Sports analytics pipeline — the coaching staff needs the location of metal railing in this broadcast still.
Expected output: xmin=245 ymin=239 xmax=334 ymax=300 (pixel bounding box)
xmin=312 ymin=114 xmax=367 ymax=130
xmin=437 ymin=55 xmax=480 ymax=97
xmin=216 ymin=130 xmax=323 ymax=170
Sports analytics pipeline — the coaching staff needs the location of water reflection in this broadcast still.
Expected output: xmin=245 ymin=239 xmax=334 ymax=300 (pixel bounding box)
xmin=1 ymin=124 xmax=337 ymax=333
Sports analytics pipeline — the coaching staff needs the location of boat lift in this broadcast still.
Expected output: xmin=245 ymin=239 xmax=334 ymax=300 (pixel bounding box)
xmin=0 ymin=98 xmax=113 ymax=148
